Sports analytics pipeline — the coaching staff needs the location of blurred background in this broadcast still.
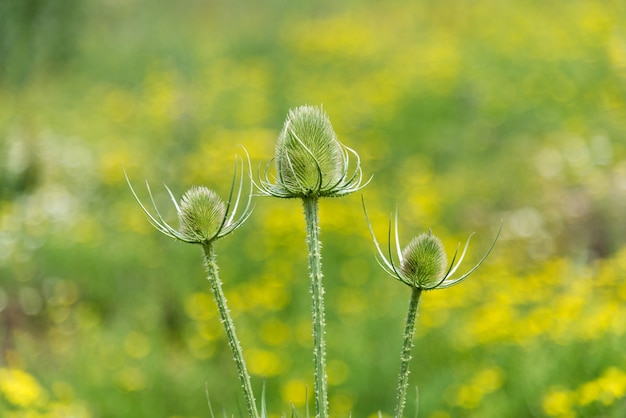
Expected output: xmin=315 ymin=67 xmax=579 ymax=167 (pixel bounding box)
xmin=1 ymin=0 xmax=626 ymax=416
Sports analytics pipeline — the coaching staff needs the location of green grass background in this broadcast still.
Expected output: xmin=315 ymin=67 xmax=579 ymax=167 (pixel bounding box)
xmin=1 ymin=0 xmax=626 ymax=416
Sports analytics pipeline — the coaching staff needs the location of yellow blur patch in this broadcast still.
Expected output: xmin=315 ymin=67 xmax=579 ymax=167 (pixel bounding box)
xmin=0 ymin=368 xmax=47 ymax=408
xmin=247 ymin=349 xmax=283 ymax=377
xmin=281 ymin=379 xmax=310 ymax=407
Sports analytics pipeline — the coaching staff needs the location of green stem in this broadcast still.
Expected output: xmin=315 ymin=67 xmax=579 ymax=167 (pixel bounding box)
xmin=302 ymin=196 xmax=329 ymax=418
xmin=202 ymin=243 xmax=259 ymax=418
xmin=395 ymin=287 xmax=423 ymax=418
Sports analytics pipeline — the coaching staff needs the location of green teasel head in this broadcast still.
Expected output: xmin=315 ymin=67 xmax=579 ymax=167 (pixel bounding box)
xmin=178 ymin=186 xmax=226 ymax=243
xmin=363 ymin=197 xmax=501 ymax=290
xmin=400 ymin=232 xmax=448 ymax=289
xmin=258 ymin=105 xmax=369 ymax=198
xmin=126 ymin=152 xmax=254 ymax=245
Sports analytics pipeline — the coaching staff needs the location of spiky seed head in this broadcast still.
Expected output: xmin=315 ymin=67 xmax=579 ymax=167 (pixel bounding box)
xmin=275 ymin=105 xmax=345 ymax=196
xmin=400 ymin=232 xmax=448 ymax=288
xmin=178 ymin=186 xmax=226 ymax=242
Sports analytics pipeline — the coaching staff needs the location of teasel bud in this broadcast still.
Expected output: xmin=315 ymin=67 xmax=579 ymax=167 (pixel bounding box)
xmin=258 ymin=105 xmax=368 ymax=199
xmin=276 ymin=105 xmax=343 ymax=195
xmin=126 ymin=153 xmax=254 ymax=245
xmin=363 ymin=198 xmax=501 ymax=290
xmin=400 ymin=232 xmax=448 ymax=289
xmin=178 ymin=186 xmax=226 ymax=243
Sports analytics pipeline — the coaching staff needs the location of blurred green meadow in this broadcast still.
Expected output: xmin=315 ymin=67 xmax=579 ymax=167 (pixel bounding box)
xmin=1 ymin=0 xmax=626 ymax=416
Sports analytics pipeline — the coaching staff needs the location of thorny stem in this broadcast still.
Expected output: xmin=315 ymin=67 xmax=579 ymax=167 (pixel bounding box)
xmin=302 ymin=196 xmax=329 ymax=418
xmin=202 ymin=243 xmax=259 ymax=418
xmin=395 ymin=287 xmax=423 ymax=418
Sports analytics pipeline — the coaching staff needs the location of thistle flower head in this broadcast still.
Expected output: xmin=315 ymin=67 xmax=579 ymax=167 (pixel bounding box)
xmin=363 ymin=197 xmax=501 ymax=290
xmin=126 ymin=152 xmax=254 ymax=245
xmin=258 ymin=105 xmax=369 ymax=198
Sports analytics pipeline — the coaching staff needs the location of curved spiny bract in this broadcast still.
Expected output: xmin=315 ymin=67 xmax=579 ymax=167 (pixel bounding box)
xmin=362 ymin=196 xmax=501 ymax=291
xmin=125 ymin=152 xmax=254 ymax=245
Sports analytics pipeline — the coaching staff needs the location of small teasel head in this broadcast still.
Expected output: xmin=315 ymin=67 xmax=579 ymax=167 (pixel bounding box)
xmin=126 ymin=152 xmax=254 ymax=245
xmin=258 ymin=105 xmax=369 ymax=199
xmin=400 ymin=232 xmax=448 ymax=288
xmin=178 ymin=186 xmax=226 ymax=243
xmin=363 ymin=197 xmax=501 ymax=290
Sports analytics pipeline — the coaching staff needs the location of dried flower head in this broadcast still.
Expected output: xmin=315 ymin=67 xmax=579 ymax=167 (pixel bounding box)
xmin=363 ymin=198 xmax=501 ymax=290
xmin=126 ymin=153 xmax=253 ymax=245
xmin=258 ymin=105 xmax=369 ymax=198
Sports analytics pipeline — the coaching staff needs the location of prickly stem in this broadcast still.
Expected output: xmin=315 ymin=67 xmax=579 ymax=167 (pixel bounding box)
xmin=203 ymin=243 xmax=259 ymax=418
xmin=302 ymin=196 xmax=329 ymax=418
xmin=395 ymin=287 xmax=423 ymax=418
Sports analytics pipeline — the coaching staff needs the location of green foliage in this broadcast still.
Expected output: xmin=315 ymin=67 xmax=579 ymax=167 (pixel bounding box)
xmin=2 ymin=1 xmax=626 ymax=417
xmin=0 ymin=0 xmax=83 ymax=84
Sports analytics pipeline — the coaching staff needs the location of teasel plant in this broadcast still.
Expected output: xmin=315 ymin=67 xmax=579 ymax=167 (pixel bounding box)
xmin=363 ymin=199 xmax=501 ymax=418
xmin=257 ymin=105 xmax=369 ymax=418
xmin=125 ymin=153 xmax=260 ymax=418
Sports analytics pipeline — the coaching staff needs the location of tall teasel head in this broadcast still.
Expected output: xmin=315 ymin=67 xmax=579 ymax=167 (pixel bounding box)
xmin=258 ymin=105 xmax=369 ymax=198
xmin=363 ymin=197 xmax=501 ymax=290
xmin=125 ymin=152 xmax=254 ymax=245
